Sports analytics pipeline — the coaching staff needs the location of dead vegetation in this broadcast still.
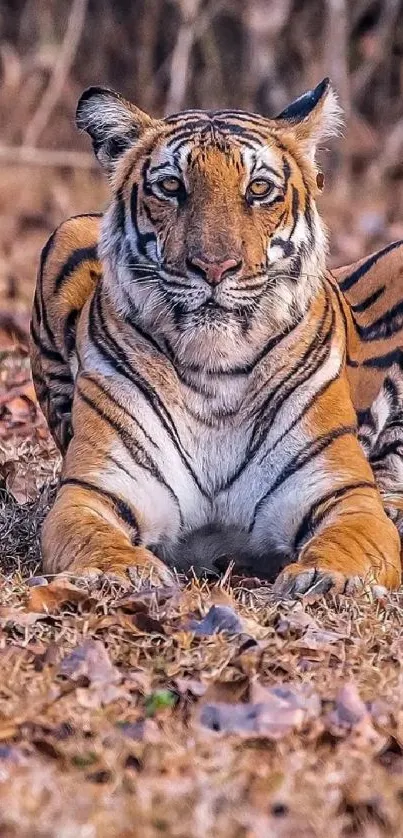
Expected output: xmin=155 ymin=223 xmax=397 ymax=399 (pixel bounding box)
xmin=1 ymin=348 xmax=403 ymax=837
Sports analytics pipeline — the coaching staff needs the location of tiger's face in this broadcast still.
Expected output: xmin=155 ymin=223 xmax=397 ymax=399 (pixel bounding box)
xmin=77 ymin=80 xmax=341 ymax=364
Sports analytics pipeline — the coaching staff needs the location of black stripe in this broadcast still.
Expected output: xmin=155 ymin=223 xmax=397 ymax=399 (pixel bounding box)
xmin=357 ymin=408 xmax=376 ymax=431
xmin=259 ymin=373 xmax=341 ymax=466
xmin=214 ymin=121 xmax=267 ymax=144
xmin=384 ymin=376 xmax=400 ymax=411
xmin=47 ymin=370 xmax=73 ymax=384
xmin=64 ymin=309 xmax=79 ymax=357
xmin=338 ymin=240 xmax=403 ymax=293
xmin=87 ymin=291 xmax=205 ymax=495
xmin=92 ymin=291 xmax=187 ymax=452
xmin=165 ymin=110 xmax=207 ymax=124
xmin=166 ymin=120 xmax=210 ymax=146
xmin=249 ymin=424 xmax=357 ymax=531
xmin=351 ymin=285 xmax=385 ymax=313
xmin=84 ymin=371 xmax=160 ymax=452
xmin=122 ymin=295 xmax=173 ymax=361
xmin=54 ymin=246 xmax=98 ymax=291
xmin=32 ymin=289 xmax=41 ymax=326
xmin=60 ymin=477 xmax=140 ymax=541
xmin=76 ymin=384 xmax=183 ymax=520
xmin=250 ymin=293 xmax=333 ymax=447
xmin=288 ymin=185 xmax=299 ymax=240
xmin=294 ymin=480 xmax=377 ymax=551
xmin=352 ymin=297 xmax=403 ymax=342
xmin=34 ymin=230 xmax=63 ymax=356
xmin=282 ymin=156 xmax=291 ymax=191
xmin=130 ymin=184 xmax=157 ymax=257
xmin=371 ymin=439 xmax=403 ymax=463
xmin=219 ymin=296 xmax=335 ymax=493
xmin=29 ymin=321 xmax=65 ymax=364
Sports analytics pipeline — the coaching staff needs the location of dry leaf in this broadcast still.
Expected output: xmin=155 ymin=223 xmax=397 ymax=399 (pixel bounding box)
xmin=174 ymin=677 xmax=207 ymax=698
xmin=187 ymin=604 xmax=243 ymax=636
xmin=59 ymin=639 xmax=120 ymax=684
xmin=60 ymin=639 xmax=125 ymax=707
xmin=0 ymin=606 xmax=44 ymax=627
xmin=116 ymin=586 xmax=176 ymax=612
xmin=295 ymin=624 xmax=347 ymax=651
xmin=200 ymin=682 xmax=319 ymax=738
xmin=275 ymin=604 xmax=317 ymax=637
xmin=330 ymin=683 xmax=367 ymax=728
xmin=199 ymin=699 xmax=302 ymax=738
xmin=2 ymin=458 xmax=40 ymax=504
xmin=26 ymin=579 xmax=89 ymax=613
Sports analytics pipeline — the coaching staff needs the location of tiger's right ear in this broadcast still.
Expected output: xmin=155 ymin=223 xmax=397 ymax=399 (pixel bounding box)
xmin=76 ymin=87 xmax=155 ymax=173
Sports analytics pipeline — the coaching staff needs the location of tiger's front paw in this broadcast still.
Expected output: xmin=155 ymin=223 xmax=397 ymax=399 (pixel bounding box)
xmin=272 ymin=561 xmax=373 ymax=599
xmin=69 ymin=546 xmax=175 ymax=589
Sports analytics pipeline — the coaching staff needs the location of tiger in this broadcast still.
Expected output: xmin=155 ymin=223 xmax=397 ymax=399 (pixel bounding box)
xmin=30 ymin=78 xmax=403 ymax=597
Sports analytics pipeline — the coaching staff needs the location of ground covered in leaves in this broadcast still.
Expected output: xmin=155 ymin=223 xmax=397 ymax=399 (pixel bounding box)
xmin=1 ymin=350 xmax=403 ymax=838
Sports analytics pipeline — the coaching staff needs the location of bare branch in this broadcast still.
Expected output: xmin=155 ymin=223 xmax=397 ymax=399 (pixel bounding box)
xmin=0 ymin=145 xmax=97 ymax=169
xmin=22 ymin=0 xmax=89 ymax=148
xmin=165 ymin=0 xmax=203 ymax=114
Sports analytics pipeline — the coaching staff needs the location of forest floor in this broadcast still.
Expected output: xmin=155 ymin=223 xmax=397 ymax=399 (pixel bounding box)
xmin=1 ymin=168 xmax=403 ymax=838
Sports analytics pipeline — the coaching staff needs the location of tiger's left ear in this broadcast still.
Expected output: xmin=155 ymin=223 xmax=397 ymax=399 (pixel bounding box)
xmin=276 ymin=78 xmax=343 ymax=161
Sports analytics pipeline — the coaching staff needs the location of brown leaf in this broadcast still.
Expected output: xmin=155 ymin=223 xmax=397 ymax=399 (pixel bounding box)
xmin=2 ymin=458 xmax=40 ymax=504
xmin=275 ymin=604 xmax=317 ymax=637
xmin=60 ymin=640 xmax=125 ymax=708
xmin=0 ymin=606 xmax=44 ymax=627
xmin=174 ymin=677 xmax=207 ymax=698
xmin=0 ymin=723 xmax=19 ymax=741
xmin=131 ymin=612 xmax=166 ymax=634
xmin=116 ymin=586 xmax=176 ymax=612
xmin=59 ymin=639 xmax=120 ymax=685
xmin=295 ymin=624 xmax=347 ymax=651
xmin=328 ymin=683 xmax=367 ymax=729
xmin=200 ymin=677 xmax=249 ymax=705
xmin=199 ymin=682 xmax=320 ymax=738
xmin=250 ymin=681 xmax=321 ymax=724
xmin=187 ymin=604 xmax=243 ymax=636
xmin=26 ymin=579 xmax=89 ymax=613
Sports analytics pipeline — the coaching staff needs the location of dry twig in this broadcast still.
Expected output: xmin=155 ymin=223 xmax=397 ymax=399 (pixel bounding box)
xmin=0 ymin=145 xmax=97 ymax=169
xmin=22 ymin=0 xmax=89 ymax=148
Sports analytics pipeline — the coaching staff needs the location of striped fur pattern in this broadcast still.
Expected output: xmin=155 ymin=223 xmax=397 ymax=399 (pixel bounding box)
xmin=30 ymin=79 xmax=401 ymax=594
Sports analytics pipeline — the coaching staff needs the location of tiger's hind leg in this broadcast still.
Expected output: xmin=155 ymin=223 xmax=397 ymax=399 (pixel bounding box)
xmin=359 ymin=365 xmax=403 ymax=546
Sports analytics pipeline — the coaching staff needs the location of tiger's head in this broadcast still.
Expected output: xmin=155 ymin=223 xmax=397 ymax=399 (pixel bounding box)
xmin=77 ymin=80 xmax=341 ymax=367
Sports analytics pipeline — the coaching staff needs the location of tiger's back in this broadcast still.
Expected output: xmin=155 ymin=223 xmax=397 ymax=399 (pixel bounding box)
xmin=30 ymin=213 xmax=101 ymax=452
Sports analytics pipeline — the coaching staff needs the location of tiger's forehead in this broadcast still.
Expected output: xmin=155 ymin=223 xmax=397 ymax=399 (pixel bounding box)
xmin=148 ymin=114 xmax=286 ymax=180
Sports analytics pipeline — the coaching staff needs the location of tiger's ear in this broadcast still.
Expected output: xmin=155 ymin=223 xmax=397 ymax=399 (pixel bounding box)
xmin=276 ymin=78 xmax=343 ymax=161
xmin=76 ymin=87 xmax=155 ymax=173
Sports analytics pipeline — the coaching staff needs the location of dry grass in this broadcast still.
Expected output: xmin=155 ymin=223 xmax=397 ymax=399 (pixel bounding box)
xmin=1 ymin=351 xmax=403 ymax=838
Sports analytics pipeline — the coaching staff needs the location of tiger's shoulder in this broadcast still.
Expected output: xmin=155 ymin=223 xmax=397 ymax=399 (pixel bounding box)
xmin=333 ymin=239 xmax=403 ymax=318
xmin=332 ymin=239 xmax=403 ymax=411
xmin=37 ymin=212 xmax=102 ymax=309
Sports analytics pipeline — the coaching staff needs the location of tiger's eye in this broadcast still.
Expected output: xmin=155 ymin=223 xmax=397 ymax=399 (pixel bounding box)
xmin=247 ymin=179 xmax=273 ymax=200
xmin=159 ymin=176 xmax=183 ymax=195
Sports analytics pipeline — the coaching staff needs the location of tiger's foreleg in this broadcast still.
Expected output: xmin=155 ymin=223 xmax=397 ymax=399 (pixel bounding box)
xmin=273 ymin=440 xmax=401 ymax=597
xmin=42 ymin=483 xmax=174 ymax=586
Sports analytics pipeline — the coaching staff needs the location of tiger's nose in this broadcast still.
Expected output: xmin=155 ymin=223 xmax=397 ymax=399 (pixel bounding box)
xmin=187 ymin=256 xmax=243 ymax=286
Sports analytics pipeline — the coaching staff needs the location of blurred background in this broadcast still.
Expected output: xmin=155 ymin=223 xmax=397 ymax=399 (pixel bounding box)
xmin=1 ymin=0 xmax=403 ymax=338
